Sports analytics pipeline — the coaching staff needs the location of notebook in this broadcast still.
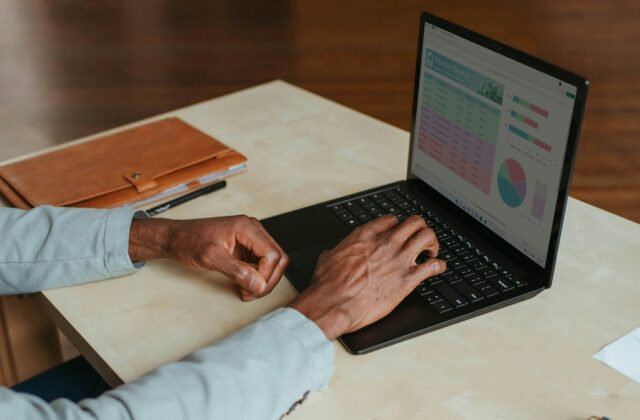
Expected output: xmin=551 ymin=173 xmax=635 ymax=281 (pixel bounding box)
xmin=0 ymin=117 xmax=247 ymax=209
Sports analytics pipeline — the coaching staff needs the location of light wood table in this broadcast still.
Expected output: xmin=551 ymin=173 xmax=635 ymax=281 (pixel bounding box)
xmin=8 ymin=81 xmax=640 ymax=418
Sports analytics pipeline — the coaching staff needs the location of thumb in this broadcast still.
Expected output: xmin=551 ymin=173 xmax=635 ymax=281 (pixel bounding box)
xmin=215 ymin=255 xmax=267 ymax=295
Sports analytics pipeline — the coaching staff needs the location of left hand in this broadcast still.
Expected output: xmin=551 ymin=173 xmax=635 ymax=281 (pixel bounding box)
xmin=129 ymin=215 xmax=289 ymax=301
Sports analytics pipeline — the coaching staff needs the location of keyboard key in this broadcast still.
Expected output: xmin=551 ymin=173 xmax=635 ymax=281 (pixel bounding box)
xmin=433 ymin=283 xmax=468 ymax=308
xmin=357 ymin=197 xmax=374 ymax=207
xmin=330 ymin=204 xmax=346 ymax=214
xmin=415 ymin=283 xmax=432 ymax=295
xmin=425 ymin=293 xmax=443 ymax=304
xmin=477 ymin=282 xmax=500 ymax=297
xmin=430 ymin=300 xmax=453 ymax=314
xmin=437 ymin=231 xmax=451 ymax=240
xmin=464 ymin=273 xmax=484 ymax=285
xmin=367 ymin=205 xmax=382 ymax=214
xmin=455 ymin=266 xmax=475 ymax=277
xmin=428 ymin=275 xmax=444 ymax=285
xmin=440 ymin=252 xmax=457 ymax=262
xmin=442 ymin=238 xmax=458 ymax=248
xmin=345 ymin=219 xmax=357 ymax=229
xmin=470 ymin=260 xmax=486 ymax=270
xmin=477 ymin=267 xmax=497 ymax=278
xmin=481 ymin=255 xmax=493 ymax=264
xmin=448 ymin=259 xmax=464 ymax=270
xmin=447 ymin=274 xmax=463 ymax=284
xmin=453 ymin=281 xmax=484 ymax=303
xmin=511 ymin=277 xmax=527 ymax=287
xmin=487 ymin=276 xmax=515 ymax=292
xmin=451 ymin=244 xmax=467 ymax=254
xmin=460 ymin=252 xmax=478 ymax=263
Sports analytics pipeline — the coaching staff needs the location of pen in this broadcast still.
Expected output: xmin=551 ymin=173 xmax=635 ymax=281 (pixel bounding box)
xmin=146 ymin=180 xmax=227 ymax=216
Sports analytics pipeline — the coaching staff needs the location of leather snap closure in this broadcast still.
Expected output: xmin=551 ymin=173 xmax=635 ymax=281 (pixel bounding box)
xmin=131 ymin=172 xmax=141 ymax=179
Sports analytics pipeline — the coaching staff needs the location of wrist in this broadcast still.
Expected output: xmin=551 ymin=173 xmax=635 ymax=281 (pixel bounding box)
xmin=289 ymin=290 xmax=352 ymax=340
xmin=128 ymin=218 xmax=175 ymax=262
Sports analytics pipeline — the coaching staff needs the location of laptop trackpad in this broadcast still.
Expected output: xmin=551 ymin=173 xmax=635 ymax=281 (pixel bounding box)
xmin=287 ymin=240 xmax=340 ymax=291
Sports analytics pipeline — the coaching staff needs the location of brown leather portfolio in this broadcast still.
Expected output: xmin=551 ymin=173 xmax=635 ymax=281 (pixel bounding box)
xmin=0 ymin=117 xmax=247 ymax=209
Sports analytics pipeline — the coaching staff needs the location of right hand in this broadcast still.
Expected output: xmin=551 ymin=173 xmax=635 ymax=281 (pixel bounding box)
xmin=289 ymin=215 xmax=446 ymax=340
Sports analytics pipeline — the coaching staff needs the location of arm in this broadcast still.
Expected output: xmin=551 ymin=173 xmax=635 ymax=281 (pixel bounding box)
xmin=3 ymin=307 xmax=333 ymax=420
xmin=0 ymin=206 xmax=139 ymax=294
xmin=1 ymin=207 xmax=442 ymax=419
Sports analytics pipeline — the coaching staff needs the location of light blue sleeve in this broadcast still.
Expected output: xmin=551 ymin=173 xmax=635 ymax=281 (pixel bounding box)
xmin=0 ymin=205 xmax=140 ymax=294
xmin=0 ymin=206 xmax=336 ymax=419
xmin=0 ymin=308 xmax=335 ymax=420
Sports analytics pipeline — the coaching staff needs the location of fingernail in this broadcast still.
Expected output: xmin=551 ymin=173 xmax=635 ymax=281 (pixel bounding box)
xmin=249 ymin=277 xmax=265 ymax=294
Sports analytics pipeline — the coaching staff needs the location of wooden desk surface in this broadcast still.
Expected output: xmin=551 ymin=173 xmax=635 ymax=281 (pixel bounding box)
xmin=12 ymin=81 xmax=639 ymax=418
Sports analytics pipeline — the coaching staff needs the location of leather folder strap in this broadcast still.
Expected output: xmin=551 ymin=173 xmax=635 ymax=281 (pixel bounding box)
xmin=123 ymin=172 xmax=159 ymax=196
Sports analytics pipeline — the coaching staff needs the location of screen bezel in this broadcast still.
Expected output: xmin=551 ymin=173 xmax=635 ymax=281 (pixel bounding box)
xmin=407 ymin=12 xmax=589 ymax=288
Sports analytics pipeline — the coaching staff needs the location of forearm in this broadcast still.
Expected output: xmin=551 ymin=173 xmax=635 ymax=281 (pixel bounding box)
xmin=2 ymin=308 xmax=335 ymax=420
xmin=0 ymin=206 xmax=139 ymax=294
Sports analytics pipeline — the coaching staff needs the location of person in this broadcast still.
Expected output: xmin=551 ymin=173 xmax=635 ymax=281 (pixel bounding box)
xmin=0 ymin=205 xmax=444 ymax=419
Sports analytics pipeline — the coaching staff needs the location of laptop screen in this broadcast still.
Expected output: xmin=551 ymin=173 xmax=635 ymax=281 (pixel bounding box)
xmin=410 ymin=22 xmax=577 ymax=267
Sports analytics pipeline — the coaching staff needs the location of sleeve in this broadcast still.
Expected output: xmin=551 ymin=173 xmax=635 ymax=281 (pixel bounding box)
xmin=0 ymin=206 xmax=141 ymax=294
xmin=0 ymin=308 xmax=336 ymax=420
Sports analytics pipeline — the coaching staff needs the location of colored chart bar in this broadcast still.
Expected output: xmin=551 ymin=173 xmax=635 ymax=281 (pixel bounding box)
xmin=532 ymin=180 xmax=547 ymax=220
xmin=513 ymin=95 xmax=549 ymax=118
xmin=510 ymin=110 xmax=538 ymax=128
xmin=508 ymin=125 xmax=552 ymax=152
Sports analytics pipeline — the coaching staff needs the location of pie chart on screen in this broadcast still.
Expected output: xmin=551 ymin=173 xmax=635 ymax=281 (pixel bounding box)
xmin=497 ymin=159 xmax=527 ymax=207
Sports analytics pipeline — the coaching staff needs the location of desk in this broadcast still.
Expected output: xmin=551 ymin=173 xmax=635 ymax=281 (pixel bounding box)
xmin=5 ymin=81 xmax=639 ymax=418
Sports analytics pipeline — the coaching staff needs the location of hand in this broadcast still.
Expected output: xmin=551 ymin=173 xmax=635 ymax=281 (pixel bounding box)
xmin=289 ymin=215 xmax=445 ymax=340
xmin=129 ymin=215 xmax=289 ymax=301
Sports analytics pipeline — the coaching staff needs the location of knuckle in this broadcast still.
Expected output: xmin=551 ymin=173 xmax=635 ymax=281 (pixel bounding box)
xmin=423 ymin=227 xmax=436 ymax=242
xmin=265 ymin=250 xmax=280 ymax=263
xmin=237 ymin=214 xmax=251 ymax=224
xmin=232 ymin=264 xmax=251 ymax=282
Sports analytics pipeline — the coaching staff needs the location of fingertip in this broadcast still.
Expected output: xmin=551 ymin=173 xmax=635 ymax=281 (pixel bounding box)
xmin=249 ymin=277 xmax=267 ymax=294
xmin=435 ymin=259 xmax=446 ymax=274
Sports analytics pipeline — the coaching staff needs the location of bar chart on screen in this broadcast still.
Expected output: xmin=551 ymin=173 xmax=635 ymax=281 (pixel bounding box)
xmin=532 ymin=180 xmax=548 ymax=220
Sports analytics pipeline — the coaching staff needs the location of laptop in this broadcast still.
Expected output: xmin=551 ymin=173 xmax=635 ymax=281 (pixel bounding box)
xmin=262 ymin=12 xmax=588 ymax=354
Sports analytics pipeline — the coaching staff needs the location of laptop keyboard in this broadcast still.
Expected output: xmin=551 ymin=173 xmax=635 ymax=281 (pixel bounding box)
xmin=328 ymin=186 xmax=527 ymax=315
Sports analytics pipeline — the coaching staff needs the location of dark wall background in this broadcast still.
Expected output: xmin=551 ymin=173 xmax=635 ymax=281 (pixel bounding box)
xmin=0 ymin=0 xmax=638 ymax=221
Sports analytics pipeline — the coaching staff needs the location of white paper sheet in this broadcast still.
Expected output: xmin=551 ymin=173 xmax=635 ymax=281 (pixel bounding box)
xmin=593 ymin=326 xmax=640 ymax=383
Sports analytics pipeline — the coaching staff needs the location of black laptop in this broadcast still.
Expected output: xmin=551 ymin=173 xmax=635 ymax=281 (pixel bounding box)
xmin=263 ymin=12 xmax=588 ymax=354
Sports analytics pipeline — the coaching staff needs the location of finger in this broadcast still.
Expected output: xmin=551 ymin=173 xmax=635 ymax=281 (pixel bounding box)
xmin=408 ymin=258 xmax=446 ymax=287
xmin=214 ymin=254 xmax=267 ymax=295
xmin=358 ymin=214 xmax=400 ymax=235
xmin=402 ymin=226 xmax=439 ymax=262
xmin=247 ymin=218 xmax=289 ymax=295
xmin=240 ymin=288 xmax=257 ymax=302
xmin=389 ymin=215 xmax=428 ymax=243
xmin=235 ymin=222 xmax=282 ymax=290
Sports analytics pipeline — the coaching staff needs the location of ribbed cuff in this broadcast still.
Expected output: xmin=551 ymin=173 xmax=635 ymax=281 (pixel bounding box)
xmin=103 ymin=207 xmax=141 ymax=276
xmin=266 ymin=307 xmax=336 ymax=390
